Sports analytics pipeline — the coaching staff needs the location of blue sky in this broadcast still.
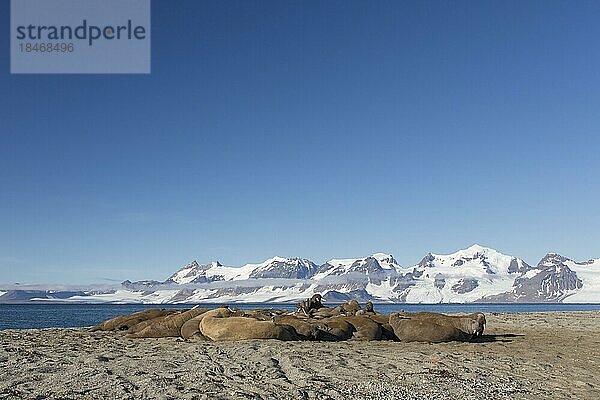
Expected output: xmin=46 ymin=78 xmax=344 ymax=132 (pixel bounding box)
xmin=1 ymin=0 xmax=599 ymax=284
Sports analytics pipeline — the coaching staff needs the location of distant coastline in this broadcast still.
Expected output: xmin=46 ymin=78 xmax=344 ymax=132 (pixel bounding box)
xmin=2 ymin=245 xmax=599 ymax=305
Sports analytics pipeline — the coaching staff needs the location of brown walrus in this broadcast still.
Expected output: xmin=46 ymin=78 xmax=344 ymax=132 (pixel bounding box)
xmin=90 ymin=309 xmax=174 ymax=332
xmin=356 ymin=301 xmax=377 ymax=316
xmin=179 ymin=310 xmax=212 ymax=340
xmin=342 ymin=316 xmax=382 ymax=340
xmin=312 ymin=317 xmax=355 ymax=341
xmin=273 ymin=315 xmax=321 ymax=340
xmin=127 ymin=308 xmax=207 ymax=338
xmin=366 ymin=314 xmax=397 ymax=340
xmin=467 ymin=312 xmax=486 ymax=337
xmin=236 ymin=309 xmax=276 ymax=321
xmin=340 ymin=300 xmax=361 ymax=315
xmin=116 ymin=312 xmax=177 ymax=332
xmin=447 ymin=312 xmax=486 ymax=337
xmin=395 ymin=311 xmax=485 ymax=337
xmin=199 ymin=308 xmax=298 ymax=341
xmin=389 ymin=313 xmax=475 ymax=342
xmin=296 ymin=294 xmax=323 ymax=315
xmin=311 ymin=299 xmax=362 ymax=318
xmin=309 ymin=306 xmax=339 ymax=318
xmin=127 ymin=310 xmax=184 ymax=334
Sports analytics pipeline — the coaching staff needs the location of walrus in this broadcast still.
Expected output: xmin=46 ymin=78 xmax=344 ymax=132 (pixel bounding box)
xmin=342 ymin=316 xmax=382 ymax=340
xmin=468 ymin=312 xmax=486 ymax=337
xmin=127 ymin=310 xmax=184 ymax=334
xmin=237 ymin=309 xmax=276 ymax=321
xmin=309 ymin=306 xmax=344 ymax=319
xmin=296 ymin=294 xmax=323 ymax=316
xmin=117 ymin=309 xmax=186 ymax=332
xmin=395 ymin=311 xmax=485 ymax=337
xmin=356 ymin=301 xmax=377 ymax=316
xmin=440 ymin=312 xmax=485 ymax=337
xmin=127 ymin=308 xmax=207 ymax=338
xmin=199 ymin=308 xmax=298 ymax=341
xmin=365 ymin=314 xmax=397 ymax=340
xmin=179 ymin=310 xmax=211 ymax=340
xmin=90 ymin=309 xmax=174 ymax=332
xmin=389 ymin=313 xmax=472 ymax=343
xmin=312 ymin=317 xmax=355 ymax=341
xmin=273 ymin=315 xmax=322 ymax=340
xmin=340 ymin=300 xmax=361 ymax=315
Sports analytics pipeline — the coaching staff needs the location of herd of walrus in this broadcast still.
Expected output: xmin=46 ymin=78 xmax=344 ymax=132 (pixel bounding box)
xmin=91 ymin=294 xmax=486 ymax=343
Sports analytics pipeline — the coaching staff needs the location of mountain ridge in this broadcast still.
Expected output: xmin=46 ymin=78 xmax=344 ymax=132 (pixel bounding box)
xmin=2 ymin=245 xmax=599 ymax=303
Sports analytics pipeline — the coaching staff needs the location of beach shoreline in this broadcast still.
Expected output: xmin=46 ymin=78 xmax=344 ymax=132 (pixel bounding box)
xmin=1 ymin=311 xmax=599 ymax=399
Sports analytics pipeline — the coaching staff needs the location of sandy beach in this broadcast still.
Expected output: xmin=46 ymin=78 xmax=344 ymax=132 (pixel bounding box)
xmin=1 ymin=311 xmax=599 ymax=399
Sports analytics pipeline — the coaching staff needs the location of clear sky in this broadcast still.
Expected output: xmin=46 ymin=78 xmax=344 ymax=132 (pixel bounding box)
xmin=1 ymin=0 xmax=599 ymax=284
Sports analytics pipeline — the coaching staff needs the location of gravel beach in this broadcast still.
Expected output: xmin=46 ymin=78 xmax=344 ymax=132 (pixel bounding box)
xmin=1 ymin=311 xmax=599 ymax=399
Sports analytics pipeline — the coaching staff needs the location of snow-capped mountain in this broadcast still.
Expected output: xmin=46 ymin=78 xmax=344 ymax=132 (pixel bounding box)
xmin=483 ymin=253 xmax=600 ymax=303
xmin=314 ymin=253 xmax=402 ymax=280
xmin=248 ymin=257 xmax=320 ymax=279
xmin=1 ymin=245 xmax=599 ymax=303
xmin=165 ymin=261 xmax=224 ymax=284
xmin=126 ymin=257 xmax=322 ymax=288
xmin=117 ymin=253 xmax=402 ymax=303
xmin=389 ymin=244 xmax=532 ymax=303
